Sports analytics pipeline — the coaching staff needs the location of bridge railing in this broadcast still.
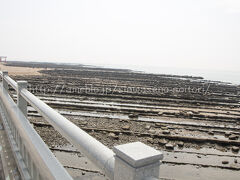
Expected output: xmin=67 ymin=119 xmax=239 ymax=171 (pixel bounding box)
xmin=0 ymin=71 xmax=163 ymax=180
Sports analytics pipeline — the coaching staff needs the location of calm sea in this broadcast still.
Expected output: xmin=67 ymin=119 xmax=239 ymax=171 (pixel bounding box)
xmin=90 ymin=63 xmax=240 ymax=86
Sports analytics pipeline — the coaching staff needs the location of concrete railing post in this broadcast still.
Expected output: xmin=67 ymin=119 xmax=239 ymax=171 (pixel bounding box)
xmin=17 ymin=81 xmax=28 ymax=117
xmin=113 ymin=142 xmax=163 ymax=180
xmin=2 ymin=71 xmax=8 ymax=92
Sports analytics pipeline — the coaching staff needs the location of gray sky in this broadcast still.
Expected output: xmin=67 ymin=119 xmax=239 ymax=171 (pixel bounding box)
xmin=1 ymin=0 xmax=240 ymax=71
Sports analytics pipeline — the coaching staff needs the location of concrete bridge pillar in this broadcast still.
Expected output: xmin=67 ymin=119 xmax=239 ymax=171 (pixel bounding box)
xmin=17 ymin=81 xmax=28 ymax=117
xmin=113 ymin=142 xmax=163 ymax=180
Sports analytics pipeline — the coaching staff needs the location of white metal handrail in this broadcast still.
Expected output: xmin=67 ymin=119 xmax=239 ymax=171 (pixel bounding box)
xmin=0 ymin=75 xmax=73 ymax=179
xmin=20 ymin=88 xmax=115 ymax=178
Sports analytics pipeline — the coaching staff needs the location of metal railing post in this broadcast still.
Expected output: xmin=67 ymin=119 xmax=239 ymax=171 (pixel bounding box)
xmin=113 ymin=142 xmax=163 ymax=180
xmin=2 ymin=71 xmax=8 ymax=92
xmin=17 ymin=81 xmax=28 ymax=117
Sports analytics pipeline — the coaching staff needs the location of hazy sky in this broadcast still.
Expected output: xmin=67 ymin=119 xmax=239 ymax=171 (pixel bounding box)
xmin=1 ymin=0 xmax=240 ymax=71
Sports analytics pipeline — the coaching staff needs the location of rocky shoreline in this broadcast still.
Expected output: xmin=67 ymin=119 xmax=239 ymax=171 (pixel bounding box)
xmin=5 ymin=61 xmax=240 ymax=180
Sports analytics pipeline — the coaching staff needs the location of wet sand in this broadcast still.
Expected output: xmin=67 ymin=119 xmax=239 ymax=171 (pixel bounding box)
xmin=0 ymin=62 xmax=46 ymax=76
